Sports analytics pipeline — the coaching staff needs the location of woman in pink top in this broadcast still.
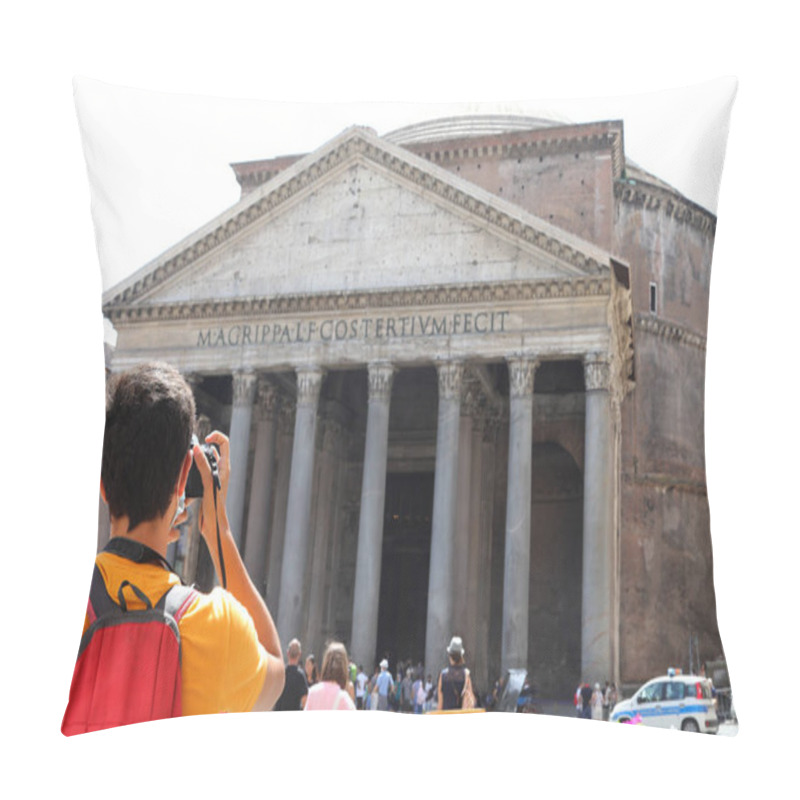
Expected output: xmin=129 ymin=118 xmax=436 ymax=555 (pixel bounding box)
xmin=304 ymin=641 xmax=356 ymax=711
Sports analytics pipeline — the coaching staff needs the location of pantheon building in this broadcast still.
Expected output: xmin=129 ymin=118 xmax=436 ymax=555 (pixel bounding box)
xmin=100 ymin=116 xmax=724 ymax=698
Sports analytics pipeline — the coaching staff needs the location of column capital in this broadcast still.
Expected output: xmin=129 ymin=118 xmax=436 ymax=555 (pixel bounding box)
xmin=256 ymin=378 xmax=279 ymax=421
xmin=507 ymin=356 xmax=539 ymax=398
xmin=232 ymin=370 xmax=258 ymax=407
xmin=436 ymin=360 xmax=464 ymax=401
xmin=295 ymin=366 xmax=325 ymax=407
xmin=278 ymin=400 xmax=296 ymax=435
xmin=460 ymin=372 xmax=482 ymax=417
xmin=367 ymin=362 xmax=396 ymax=403
xmin=583 ymin=353 xmax=612 ymax=392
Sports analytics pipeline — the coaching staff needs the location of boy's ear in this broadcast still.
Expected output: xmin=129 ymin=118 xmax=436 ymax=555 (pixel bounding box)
xmin=177 ymin=450 xmax=193 ymax=496
xmin=99 ymin=480 xmax=107 ymax=504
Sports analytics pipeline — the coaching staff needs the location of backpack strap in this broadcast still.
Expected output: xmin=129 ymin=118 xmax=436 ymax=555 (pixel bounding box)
xmin=103 ymin=537 xmax=177 ymax=575
xmin=89 ymin=561 xmax=196 ymax=620
xmin=159 ymin=584 xmax=198 ymax=623
xmin=117 ymin=580 xmax=154 ymax=611
xmin=87 ymin=564 xmax=115 ymax=624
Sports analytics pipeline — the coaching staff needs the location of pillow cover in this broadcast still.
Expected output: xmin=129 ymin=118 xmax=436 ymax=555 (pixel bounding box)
xmin=67 ymin=78 xmax=737 ymax=737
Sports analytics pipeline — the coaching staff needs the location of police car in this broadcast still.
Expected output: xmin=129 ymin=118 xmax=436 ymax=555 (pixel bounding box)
xmin=610 ymin=669 xmax=718 ymax=733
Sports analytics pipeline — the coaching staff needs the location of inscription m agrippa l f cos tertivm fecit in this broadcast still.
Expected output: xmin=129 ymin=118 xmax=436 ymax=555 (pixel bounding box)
xmin=196 ymin=310 xmax=511 ymax=348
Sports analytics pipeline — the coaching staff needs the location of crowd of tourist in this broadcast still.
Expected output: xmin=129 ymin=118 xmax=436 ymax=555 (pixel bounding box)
xmin=274 ymin=636 xmax=481 ymax=713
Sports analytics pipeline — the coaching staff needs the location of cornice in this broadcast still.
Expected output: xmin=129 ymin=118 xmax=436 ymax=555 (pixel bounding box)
xmin=635 ymin=313 xmax=707 ymax=351
xmin=106 ymin=131 xmax=608 ymax=309
xmin=614 ymin=180 xmax=716 ymax=236
xmin=410 ymin=128 xmax=625 ymax=182
xmin=238 ymin=170 xmax=280 ymax=192
xmin=105 ymin=276 xmax=612 ymax=324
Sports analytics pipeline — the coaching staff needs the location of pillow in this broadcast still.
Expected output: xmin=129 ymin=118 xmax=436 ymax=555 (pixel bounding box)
xmin=66 ymin=78 xmax=737 ymax=740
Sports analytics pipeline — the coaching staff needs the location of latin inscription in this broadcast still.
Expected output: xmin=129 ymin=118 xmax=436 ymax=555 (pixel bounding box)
xmin=197 ymin=310 xmax=510 ymax=348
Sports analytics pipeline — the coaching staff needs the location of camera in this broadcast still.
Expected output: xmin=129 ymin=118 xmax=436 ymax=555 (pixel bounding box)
xmin=185 ymin=435 xmax=220 ymax=498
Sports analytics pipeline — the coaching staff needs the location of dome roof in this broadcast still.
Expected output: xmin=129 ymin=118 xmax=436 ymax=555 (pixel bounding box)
xmin=384 ymin=114 xmax=569 ymax=145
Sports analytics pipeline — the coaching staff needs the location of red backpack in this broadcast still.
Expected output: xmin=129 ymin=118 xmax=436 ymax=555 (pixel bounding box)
xmin=61 ymin=540 xmax=197 ymax=736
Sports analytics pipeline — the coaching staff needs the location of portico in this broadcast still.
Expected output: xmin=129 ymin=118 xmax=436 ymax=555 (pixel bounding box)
xmin=102 ymin=125 xmax=634 ymax=695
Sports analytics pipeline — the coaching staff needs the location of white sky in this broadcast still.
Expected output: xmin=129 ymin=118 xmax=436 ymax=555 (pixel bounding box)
xmin=74 ymin=77 xmax=736 ymax=292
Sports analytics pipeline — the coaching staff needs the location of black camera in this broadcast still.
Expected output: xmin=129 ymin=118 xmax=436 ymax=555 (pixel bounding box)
xmin=185 ymin=435 xmax=220 ymax=498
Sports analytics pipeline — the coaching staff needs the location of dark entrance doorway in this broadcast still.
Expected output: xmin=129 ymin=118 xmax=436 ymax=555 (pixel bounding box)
xmin=528 ymin=441 xmax=583 ymax=698
xmin=376 ymin=472 xmax=434 ymax=669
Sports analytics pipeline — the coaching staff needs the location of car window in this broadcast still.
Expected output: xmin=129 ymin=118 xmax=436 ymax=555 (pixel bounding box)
xmin=663 ymin=681 xmax=685 ymax=701
xmin=637 ymin=682 xmax=664 ymax=703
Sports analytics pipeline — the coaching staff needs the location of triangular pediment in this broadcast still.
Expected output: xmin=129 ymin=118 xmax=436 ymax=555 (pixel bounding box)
xmin=103 ymin=126 xmax=615 ymax=311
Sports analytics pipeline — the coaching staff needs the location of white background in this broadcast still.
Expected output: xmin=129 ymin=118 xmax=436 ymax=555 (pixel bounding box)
xmin=1 ymin=2 xmax=794 ymax=797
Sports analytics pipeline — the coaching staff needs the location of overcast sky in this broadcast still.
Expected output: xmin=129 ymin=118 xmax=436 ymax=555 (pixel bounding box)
xmin=75 ymin=77 xmax=736 ymax=293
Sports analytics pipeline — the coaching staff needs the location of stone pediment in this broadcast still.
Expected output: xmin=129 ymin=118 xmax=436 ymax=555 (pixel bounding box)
xmin=103 ymin=126 xmax=615 ymax=313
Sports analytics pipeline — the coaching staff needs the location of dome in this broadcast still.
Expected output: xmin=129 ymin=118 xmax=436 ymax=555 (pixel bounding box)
xmin=383 ymin=114 xmax=569 ymax=145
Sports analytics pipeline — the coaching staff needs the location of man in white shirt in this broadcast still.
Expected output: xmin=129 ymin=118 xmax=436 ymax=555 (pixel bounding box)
xmin=374 ymin=659 xmax=394 ymax=711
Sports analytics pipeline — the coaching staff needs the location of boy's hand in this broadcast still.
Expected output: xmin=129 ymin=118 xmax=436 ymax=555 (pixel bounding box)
xmin=192 ymin=431 xmax=231 ymax=543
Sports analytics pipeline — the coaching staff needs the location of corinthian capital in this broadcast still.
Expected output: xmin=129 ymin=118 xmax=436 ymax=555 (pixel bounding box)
xmin=583 ymin=353 xmax=612 ymax=392
xmin=256 ymin=379 xmax=279 ymax=421
xmin=437 ymin=360 xmax=464 ymax=401
xmin=460 ymin=372 xmax=481 ymax=417
xmin=295 ymin=366 xmax=324 ymax=407
xmin=367 ymin=362 xmax=395 ymax=403
xmin=507 ymin=356 xmax=539 ymax=398
xmin=232 ymin=370 xmax=258 ymax=407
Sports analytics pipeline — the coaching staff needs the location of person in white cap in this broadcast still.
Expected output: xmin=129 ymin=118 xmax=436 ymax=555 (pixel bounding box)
xmin=437 ymin=636 xmax=475 ymax=711
xmin=374 ymin=658 xmax=394 ymax=711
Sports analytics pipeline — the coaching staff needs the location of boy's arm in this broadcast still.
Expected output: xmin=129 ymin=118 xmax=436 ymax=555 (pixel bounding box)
xmin=193 ymin=432 xmax=285 ymax=710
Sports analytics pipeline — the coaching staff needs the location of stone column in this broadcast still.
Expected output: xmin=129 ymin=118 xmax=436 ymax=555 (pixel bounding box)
xmin=276 ymin=366 xmax=324 ymax=644
xmin=228 ymin=370 xmax=258 ymax=549
xmin=424 ymin=360 xmax=463 ymax=676
xmin=305 ymin=417 xmax=343 ymax=657
xmin=465 ymin=410 xmax=485 ymax=683
xmin=501 ymin=356 xmax=538 ymax=672
xmin=266 ymin=402 xmax=294 ymax=616
xmin=350 ymin=362 xmax=395 ymax=671
xmin=474 ymin=412 xmax=499 ymax=692
xmin=243 ymin=379 xmax=279 ymax=596
xmin=323 ymin=466 xmax=349 ymax=638
xmin=581 ymin=353 xmax=618 ymax=684
xmin=453 ymin=378 xmax=476 ymax=636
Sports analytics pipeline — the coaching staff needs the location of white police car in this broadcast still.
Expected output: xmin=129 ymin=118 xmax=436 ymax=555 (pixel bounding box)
xmin=610 ymin=669 xmax=718 ymax=733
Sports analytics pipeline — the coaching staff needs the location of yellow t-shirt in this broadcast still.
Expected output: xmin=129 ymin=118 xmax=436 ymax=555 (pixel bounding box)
xmin=83 ymin=552 xmax=268 ymax=716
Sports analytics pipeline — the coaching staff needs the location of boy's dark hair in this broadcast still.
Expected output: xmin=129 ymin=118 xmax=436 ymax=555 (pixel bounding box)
xmin=102 ymin=362 xmax=196 ymax=531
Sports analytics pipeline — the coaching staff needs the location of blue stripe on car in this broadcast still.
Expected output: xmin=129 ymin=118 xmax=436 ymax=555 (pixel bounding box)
xmin=611 ymin=704 xmax=710 ymax=722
